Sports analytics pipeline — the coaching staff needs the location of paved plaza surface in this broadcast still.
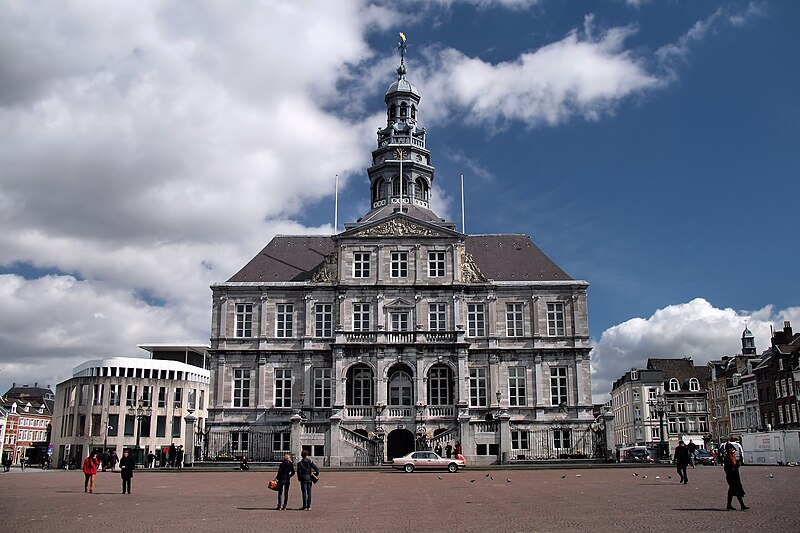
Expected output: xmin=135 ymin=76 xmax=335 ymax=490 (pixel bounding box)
xmin=1 ymin=465 xmax=798 ymax=532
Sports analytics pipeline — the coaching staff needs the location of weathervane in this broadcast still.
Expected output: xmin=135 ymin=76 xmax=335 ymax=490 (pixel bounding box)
xmin=397 ymin=32 xmax=407 ymax=66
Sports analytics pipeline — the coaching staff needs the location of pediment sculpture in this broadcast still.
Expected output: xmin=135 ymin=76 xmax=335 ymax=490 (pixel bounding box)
xmin=460 ymin=248 xmax=488 ymax=283
xmin=355 ymin=219 xmax=439 ymax=237
xmin=311 ymin=251 xmax=338 ymax=283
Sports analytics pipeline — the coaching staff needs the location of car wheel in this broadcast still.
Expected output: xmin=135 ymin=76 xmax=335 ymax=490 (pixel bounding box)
xmin=404 ymin=464 xmax=414 ymax=473
xmin=447 ymin=463 xmax=458 ymax=473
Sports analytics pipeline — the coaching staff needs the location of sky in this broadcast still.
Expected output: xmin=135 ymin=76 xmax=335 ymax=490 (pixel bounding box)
xmin=1 ymin=1 xmax=798 ymax=403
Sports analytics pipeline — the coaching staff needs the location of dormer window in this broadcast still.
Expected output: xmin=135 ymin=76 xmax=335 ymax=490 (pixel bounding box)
xmin=689 ymin=378 xmax=700 ymax=392
xmin=668 ymin=378 xmax=680 ymax=392
xmin=630 ymin=369 xmax=638 ymax=381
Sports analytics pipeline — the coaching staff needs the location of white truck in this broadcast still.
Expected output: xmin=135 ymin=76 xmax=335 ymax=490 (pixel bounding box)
xmin=741 ymin=430 xmax=800 ymax=465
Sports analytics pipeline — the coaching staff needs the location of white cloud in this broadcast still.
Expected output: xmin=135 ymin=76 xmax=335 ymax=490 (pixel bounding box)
xmin=418 ymin=18 xmax=658 ymax=128
xmin=590 ymin=298 xmax=800 ymax=403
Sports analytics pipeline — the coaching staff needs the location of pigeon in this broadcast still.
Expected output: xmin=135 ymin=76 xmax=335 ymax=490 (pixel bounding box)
xmin=668 ymin=475 xmax=672 ymax=479
xmin=490 ymin=476 xmax=494 ymax=480
xmin=655 ymin=476 xmax=660 ymax=480
xmin=769 ymin=473 xmax=774 ymax=478
xmin=575 ymin=474 xmax=582 ymax=478
xmin=485 ymin=473 xmax=490 ymax=477
xmin=632 ymin=473 xmax=638 ymax=477
xmin=642 ymin=475 xmax=647 ymax=479
xmin=438 ymin=476 xmax=442 ymax=480
xmin=470 ymin=480 xmax=476 ymax=483
xmin=561 ymin=475 xmax=567 ymax=479
xmin=506 ymin=479 xmax=512 ymax=483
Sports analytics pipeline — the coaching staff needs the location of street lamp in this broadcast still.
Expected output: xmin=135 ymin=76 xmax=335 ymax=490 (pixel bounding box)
xmin=103 ymin=422 xmax=113 ymax=453
xmin=648 ymin=392 xmax=670 ymax=460
xmin=299 ymin=390 xmax=306 ymax=419
xmin=127 ymin=398 xmax=152 ymax=464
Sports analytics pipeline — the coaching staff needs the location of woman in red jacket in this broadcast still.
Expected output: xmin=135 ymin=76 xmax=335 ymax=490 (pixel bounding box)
xmin=82 ymin=452 xmax=100 ymax=493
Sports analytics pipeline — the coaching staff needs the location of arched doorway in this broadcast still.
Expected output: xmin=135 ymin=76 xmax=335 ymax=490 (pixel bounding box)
xmin=387 ymin=429 xmax=415 ymax=461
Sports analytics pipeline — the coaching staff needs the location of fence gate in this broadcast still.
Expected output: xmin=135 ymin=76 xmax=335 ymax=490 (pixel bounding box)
xmin=201 ymin=426 xmax=292 ymax=462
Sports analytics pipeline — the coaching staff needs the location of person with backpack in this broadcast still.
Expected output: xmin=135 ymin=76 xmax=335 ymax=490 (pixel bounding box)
xmin=296 ymin=450 xmax=319 ymax=511
xmin=722 ymin=441 xmax=749 ymax=511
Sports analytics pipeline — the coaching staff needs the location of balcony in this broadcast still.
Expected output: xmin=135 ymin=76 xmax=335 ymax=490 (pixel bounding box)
xmin=338 ymin=330 xmax=460 ymax=345
xmin=344 ymin=406 xmax=374 ymax=418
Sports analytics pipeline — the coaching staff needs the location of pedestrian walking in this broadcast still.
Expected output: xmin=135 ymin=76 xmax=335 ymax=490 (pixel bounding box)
xmin=674 ymin=440 xmax=690 ymax=484
xmin=101 ymin=449 xmax=110 ymax=471
xmin=110 ymin=450 xmax=118 ymax=471
xmin=82 ymin=453 xmax=100 ymax=493
xmin=455 ymin=441 xmax=462 ymax=456
xmin=296 ymin=450 xmax=320 ymax=511
xmin=687 ymin=440 xmax=697 ymax=468
xmin=445 ymin=442 xmax=453 ymax=458
xmin=169 ymin=443 xmax=177 ymax=467
xmin=176 ymin=446 xmax=184 ymax=470
xmin=119 ymin=449 xmax=135 ymax=494
xmin=274 ymin=453 xmax=295 ymax=510
xmin=722 ymin=441 xmax=749 ymax=511
xmin=434 ymin=443 xmax=443 ymax=456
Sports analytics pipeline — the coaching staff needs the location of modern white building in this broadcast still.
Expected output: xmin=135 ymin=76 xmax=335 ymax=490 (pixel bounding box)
xmin=51 ymin=345 xmax=209 ymax=466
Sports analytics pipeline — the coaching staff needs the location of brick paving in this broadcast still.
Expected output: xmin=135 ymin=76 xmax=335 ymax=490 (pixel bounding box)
xmin=1 ymin=465 xmax=798 ymax=532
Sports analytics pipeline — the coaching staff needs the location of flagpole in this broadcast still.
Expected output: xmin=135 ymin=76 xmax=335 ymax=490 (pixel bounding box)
xmin=461 ymin=173 xmax=465 ymax=233
xmin=334 ymin=173 xmax=339 ymax=234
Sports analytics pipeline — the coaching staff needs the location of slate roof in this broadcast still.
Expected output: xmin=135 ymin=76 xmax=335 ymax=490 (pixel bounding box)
xmin=647 ymin=358 xmax=705 ymax=390
xmin=226 ymin=233 xmax=574 ymax=283
xmin=4 ymin=385 xmax=55 ymax=413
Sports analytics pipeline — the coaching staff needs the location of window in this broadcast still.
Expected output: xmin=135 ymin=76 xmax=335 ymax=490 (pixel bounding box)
xmin=469 ymin=368 xmax=487 ymax=407
xmin=188 ymin=389 xmax=196 ymax=410
xmin=314 ymin=368 xmax=332 ymax=408
xmin=126 ymin=385 xmax=137 ymax=407
xmin=273 ymin=432 xmax=290 ymax=454
xmin=553 ymin=429 xmax=571 ymax=449
xmin=633 ymin=389 xmax=640 ymax=400
xmin=233 ymin=369 xmax=250 ymax=408
xmin=315 ymin=303 xmax=332 ymax=338
xmin=669 ymin=378 xmax=680 ymax=392
xmin=676 ymin=401 xmax=686 ymax=413
xmin=388 ymin=371 xmax=413 ymax=406
xmin=141 ymin=386 xmax=153 ymax=407
xmin=172 ymin=416 xmax=181 ymax=438
xmin=648 ymin=388 xmax=656 ymax=401
xmin=347 ymin=365 xmax=373 ymax=406
xmin=79 ymin=384 xmax=89 ymax=406
xmin=124 ymin=415 xmax=135 ymax=437
xmin=76 ymin=414 xmax=86 ymax=436
xmin=353 ymin=252 xmax=371 ymax=278
xmin=428 ymin=251 xmax=446 ymax=277
xmin=550 ymin=367 xmax=568 ymax=406
xmin=173 ymin=387 xmax=182 ymax=408
xmin=511 ymin=430 xmax=529 ymax=450
xmin=689 ymin=378 xmax=700 ymax=392
xmin=630 ymin=369 xmax=639 ymax=380
xmin=699 ymin=418 xmax=708 ymax=432
xmin=108 ymin=384 xmax=120 ymax=406
xmin=353 ymin=303 xmax=371 ymax=331
xmin=234 ymin=303 xmax=254 ymax=338
xmin=467 ymin=303 xmax=485 ymax=337
xmin=156 ymin=415 xmax=166 ymax=438
xmin=506 ymin=303 xmax=524 ymax=337
xmin=651 ymin=427 xmax=661 ymax=440
xmin=158 ymin=387 xmax=167 ymax=408
xmin=547 ymin=303 xmax=565 ymax=336
xmin=391 ymin=251 xmax=408 ymax=278
xmin=275 ymin=368 xmax=292 ymax=408
xmin=508 ymin=367 xmax=527 ymax=406
xmin=108 ymin=414 xmax=119 ymax=437
xmin=391 ymin=311 xmax=410 ymax=331
xmin=678 ymin=417 xmax=687 ymax=433
xmin=92 ymin=384 xmax=104 ymax=406
xmin=428 ymin=303 xmax=446 ymax=331
xmin=139 ymin=415 xmax=151 ymax=438
xmin=276 ymin=304 xmax=294 ymax=338
xmin=428 ymin=365 xmax=452 ymax=406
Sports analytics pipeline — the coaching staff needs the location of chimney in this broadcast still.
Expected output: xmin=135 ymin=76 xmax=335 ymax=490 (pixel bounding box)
xmin=784 ymin=321 xmax=792 ymax=338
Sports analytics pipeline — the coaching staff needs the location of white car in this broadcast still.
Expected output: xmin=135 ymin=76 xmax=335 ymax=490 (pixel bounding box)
xmin=391 ymin=451 xmax=465 ymax=473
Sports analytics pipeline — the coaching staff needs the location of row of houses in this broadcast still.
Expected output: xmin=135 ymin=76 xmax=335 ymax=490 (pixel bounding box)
xmin=1 ymin=384 xmax=55 ymax=465
xmin=611 ymin=322 xmax=800 ymax=456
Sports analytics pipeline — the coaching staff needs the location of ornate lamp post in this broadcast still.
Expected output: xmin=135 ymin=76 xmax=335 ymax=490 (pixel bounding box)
xmin=648 ymin=392 xmax=670 ymax=460
xmin=127 ymin=398 xmax=152 ymax=464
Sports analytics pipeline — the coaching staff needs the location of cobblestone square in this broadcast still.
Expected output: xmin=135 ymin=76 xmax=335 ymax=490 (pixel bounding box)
xmin=1 ymin=466 xmax=798 ymax=532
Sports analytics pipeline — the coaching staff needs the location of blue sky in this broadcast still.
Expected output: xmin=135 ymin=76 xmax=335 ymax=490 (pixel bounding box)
xmin=0 ymin=1 xmax=797 ymax=400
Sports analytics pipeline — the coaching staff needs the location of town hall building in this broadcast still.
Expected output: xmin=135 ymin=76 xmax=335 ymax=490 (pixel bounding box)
xmin=205 ymin=42 xmax=599 ymax=466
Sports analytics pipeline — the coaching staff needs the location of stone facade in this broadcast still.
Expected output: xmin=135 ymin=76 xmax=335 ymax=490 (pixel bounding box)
xmin=206 ymin=44 xmax=598 ymax=466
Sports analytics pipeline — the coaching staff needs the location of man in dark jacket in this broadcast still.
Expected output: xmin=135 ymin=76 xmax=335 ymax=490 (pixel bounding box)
xmin=296 ymin=450 xmax=320 ymax=511
xmin=119 ymin=449 xmax=136 ymax=494
xmin=674 ymin=440 xmax=691 ymax=484
xmin=275 ymin=454 xmax=295 ymax=510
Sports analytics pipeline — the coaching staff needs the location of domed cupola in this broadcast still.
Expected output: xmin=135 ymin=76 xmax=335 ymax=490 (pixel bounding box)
xmin=741 ymin=323 xmax=756 ymax=356
xmin=354 ymin=33 xmax=454 ymax=229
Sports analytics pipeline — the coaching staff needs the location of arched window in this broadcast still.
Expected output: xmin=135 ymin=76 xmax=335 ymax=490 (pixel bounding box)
xmin=388 ymin=369 xmax=413 ymax=406
xmin=389 ymin=104 xmax=397 ymax=119
xmin=688 ymin=378 xmax=700 ymax=392
xmin=347 ymin=364 xmax=373 ymax=406
xmin=400 ymin=102 xmax=407 ymax=117
xmin=414 ymin=179 xmax=427 ymax=200
xmin=630 ymin=369 xmax=638 ymax=381
xmin=392 ymin=176 xmax=407 ymax=197
xmin=373 ymin=179 xmax=385 ymax=202
xmin=428 ymin=365 xmax=453 ymax=406
xmin=668 ymin=378 xmax=680 ymax=392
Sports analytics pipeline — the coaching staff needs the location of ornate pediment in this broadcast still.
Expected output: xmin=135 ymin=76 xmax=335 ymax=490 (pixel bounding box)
xmin=311 ymin=251 xmax=338 ymax=283
xmin=355 ymin=219 xmax=440 ymax=238
xmin=459 ymin=246 xmax=488 ymax=283
xmin=384 ymin=297 xmax=415 ymax=308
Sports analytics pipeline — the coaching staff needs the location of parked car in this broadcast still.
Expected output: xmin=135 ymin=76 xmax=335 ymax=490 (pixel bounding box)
xmin=623 ymin=448 xmax=656 ymax=463
xmin=694 ymin=449 xmax=717 ymax=466
xmin=392 ymin=451 xmax=465 ymax=473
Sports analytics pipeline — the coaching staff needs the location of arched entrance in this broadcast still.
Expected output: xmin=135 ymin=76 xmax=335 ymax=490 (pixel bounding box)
xmin=387 ymin=429 xmax=415 ymax=461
